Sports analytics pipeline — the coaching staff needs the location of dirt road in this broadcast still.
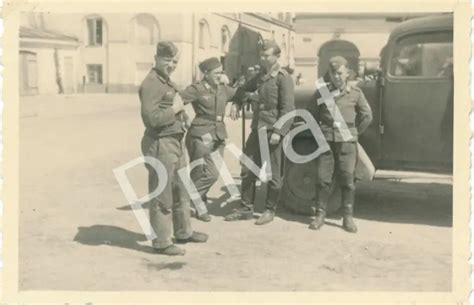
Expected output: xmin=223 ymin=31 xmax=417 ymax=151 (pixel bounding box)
xmin=19 ymin=94 xmax=452 ymax=291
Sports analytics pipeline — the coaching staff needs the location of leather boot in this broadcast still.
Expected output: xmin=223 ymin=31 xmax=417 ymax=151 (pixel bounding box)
xmin=309 ymin=186 xmax=330 ymax=230
xmin=341 ymin=188 xmax=357 ymax=233
xmin=342 ymin=206 xmax=357 ymax=233
xmin=309 ymin=208 xmax=326 ymax=230
xmin=255 ymin=210 xmax=275 ymax=225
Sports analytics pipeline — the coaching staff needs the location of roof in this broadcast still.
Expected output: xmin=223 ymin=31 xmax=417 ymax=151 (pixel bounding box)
xmin=20 ymin=26 xmax=78 ymax=42
xmin=389 ymin=14 xmax=453 ymax=40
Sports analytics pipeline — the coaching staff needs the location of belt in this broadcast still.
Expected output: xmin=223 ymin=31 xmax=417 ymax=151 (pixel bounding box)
xmin=197 ymin=114 xmax=224 ymax=122
xmin=321 ymin=122 xmax=356 ymax=128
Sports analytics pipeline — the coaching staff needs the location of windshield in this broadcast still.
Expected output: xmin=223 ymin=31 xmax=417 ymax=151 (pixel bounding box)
xmin=389 ymin=31 xmax=453 ymax=78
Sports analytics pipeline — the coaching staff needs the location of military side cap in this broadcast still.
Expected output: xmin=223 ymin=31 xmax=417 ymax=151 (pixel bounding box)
xmin=329 ymin=56 xmax=348 ymax=70
xmin=199 ymin=57 xmax=222 ymax=73
xmin=261 ymin=39 xmax=281 ymax=54
xmin=156 ymin=41 xmax=178 ymax=57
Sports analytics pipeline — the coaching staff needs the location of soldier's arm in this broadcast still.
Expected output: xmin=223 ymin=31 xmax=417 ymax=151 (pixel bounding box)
xmin=139 ymin=81 xmax=176 ymax=129
xmin=355 ymin=90 xmax=373 ymax=134
xmin=232 ymin=76 xmax=258 ymax=108
xmin=305 ymin=91 xmax=321 ymax=122
xmin=224 ymin=85 xmax=237 ymax=102
xmin=273 ymin=73 xmax=295 ymax=136
xmin=179 ymin=84 xmax=199 ymax=105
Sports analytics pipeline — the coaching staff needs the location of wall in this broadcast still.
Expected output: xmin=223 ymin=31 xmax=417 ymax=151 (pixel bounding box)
xmin=21 ymin=12 xmax=295 ymax=94
xmin=293 ymin=17 xmax=397 ymax=87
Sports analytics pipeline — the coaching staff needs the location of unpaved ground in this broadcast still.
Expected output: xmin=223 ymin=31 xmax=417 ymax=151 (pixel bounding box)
xmin=19 ymin=94 xmax=452 ymax=291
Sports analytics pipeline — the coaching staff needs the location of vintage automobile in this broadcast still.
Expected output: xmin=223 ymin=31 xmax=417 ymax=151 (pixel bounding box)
xmin=281 ymin=14 xmax=454 ymax=215
xmin=224 ymin=14 xmax=453 ymax=215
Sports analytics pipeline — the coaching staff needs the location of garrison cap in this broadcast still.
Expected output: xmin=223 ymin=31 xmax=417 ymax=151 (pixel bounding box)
xmin=260 ymin=39 xmax=281 ymax=55
xmin=156 ymin=41 xmax=179 ymax=58
xmin=199 ymin=57 xmax=222 ymax=73
xmin=329 ymin=56 xmax=348 ymax=70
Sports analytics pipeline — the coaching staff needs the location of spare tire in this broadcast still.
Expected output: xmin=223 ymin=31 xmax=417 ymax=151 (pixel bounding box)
xmin=280 ymin=137 xmax=342 ymax=216
xmin=281 ymin=137 xmax=375 ymax=216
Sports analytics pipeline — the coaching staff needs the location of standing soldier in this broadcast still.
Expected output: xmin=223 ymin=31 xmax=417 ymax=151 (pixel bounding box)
xmin=225 ymin=39 xmax=295 ymax=225
xmin=180 ymin=57 xmax=236 ymax=222
xmin=308 ymin=56 xmax=373 ymax=233
xmin=139 ymin=41 xmax=208 ymax=256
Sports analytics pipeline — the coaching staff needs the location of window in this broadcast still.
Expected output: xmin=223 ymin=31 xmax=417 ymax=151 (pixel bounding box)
xmin=26 ymin=54 xmax=38 ymax=88
xmin=87 ymin=18 xmax=103 ymax=46
xmin=87 ymin=64 xmax=103 ymax=84
xmin=389 ymin=31 xmax=453 ymax=78
xmin=221 ymin=26 xmax=231 ymax=53
xmin=133 ymin=14 xmax=159 ymax=45
xmin=199 ymin=20 xmax=210 ymax=49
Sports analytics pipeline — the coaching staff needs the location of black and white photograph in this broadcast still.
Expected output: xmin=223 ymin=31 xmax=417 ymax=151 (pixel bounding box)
xmin=3 ymin=1 xmax=471 ymax=302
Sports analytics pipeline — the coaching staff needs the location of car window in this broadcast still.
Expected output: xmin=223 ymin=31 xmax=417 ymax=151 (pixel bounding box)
xmin=389 ymin=31 xmax=453 ymax=78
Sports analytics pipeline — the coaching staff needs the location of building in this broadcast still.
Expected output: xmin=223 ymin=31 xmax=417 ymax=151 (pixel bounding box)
xmin=19 ymin=24 xmax=79 ymax=95
xmin=293 ymin=13 xmax=430 ymax=87
xmin=20 ymin=12 xmax=295 ymax=95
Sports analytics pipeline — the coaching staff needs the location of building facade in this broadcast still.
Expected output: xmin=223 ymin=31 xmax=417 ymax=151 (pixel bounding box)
xmin=293 ymin=13 xmax=430 ymax=87
xmin=20 ymin=12 xmax=295 ymax=95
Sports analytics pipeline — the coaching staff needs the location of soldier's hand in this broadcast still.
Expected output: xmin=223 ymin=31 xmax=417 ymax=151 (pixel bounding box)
xmin=269 ymin=132 xmax=281 ymax=145
xmin=172 ymin=94 xmax=185 ymax=114
xmin=230 ymin=104 xmax=240 ymax=120
xmin=219 ymin=74 xmax=230 ymax=85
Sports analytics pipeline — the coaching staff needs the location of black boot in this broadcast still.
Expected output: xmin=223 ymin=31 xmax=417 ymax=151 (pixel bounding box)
xmin=342 ymin=206 xmax=357 ymax=233
xmin=195 ymin=194 xmax=211 ymax=222
xmin=309 ymin=209 xmax=326 ymax=230
xmin=309 ymin=186 xmax=330 ymax=230
xmin=342 ymin=189 xmax=357 ymax=233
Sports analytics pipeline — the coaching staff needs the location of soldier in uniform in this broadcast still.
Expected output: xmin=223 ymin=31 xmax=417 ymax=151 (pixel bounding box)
xmin=307 ymin=56 xmax=373 ymax=233
xmin=225 ymin=39 xmax=295 ymax=225
xmin=139 ymin=41 xmax=208 ymax=256
xmin=180 ymin=57 xmax=236 ymax=222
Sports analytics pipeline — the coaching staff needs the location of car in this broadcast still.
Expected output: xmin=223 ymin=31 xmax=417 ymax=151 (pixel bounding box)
xmin=281 ymin=14 xmax=454 ymax=215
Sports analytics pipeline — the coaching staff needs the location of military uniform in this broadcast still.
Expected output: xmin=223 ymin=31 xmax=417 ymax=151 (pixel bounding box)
xmin=180 ymin=74 xmax=236 ymax=215
xmin=232 ymin=62 xmax=295 ymax=214
xmin=308 ymin=56 xmax=372 ymax=232
xmin=139 ymin=44 xmax=193 ymax=251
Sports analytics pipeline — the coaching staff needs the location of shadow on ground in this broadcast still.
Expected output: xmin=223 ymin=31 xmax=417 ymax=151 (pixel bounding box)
xmin=354 ymin=180 xmax=452 ymax=227
xmin=73 ymin=225 xmax=155 ymax=254
xmin=115 ymin=177 xmax=452 ymax=228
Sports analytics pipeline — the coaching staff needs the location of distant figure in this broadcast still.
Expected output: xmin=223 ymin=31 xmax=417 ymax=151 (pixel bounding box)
xmin=296 ymin=72 xmax=303 ymax=85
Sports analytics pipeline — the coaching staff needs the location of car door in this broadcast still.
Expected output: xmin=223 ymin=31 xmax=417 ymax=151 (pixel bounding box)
xmin=381 ymin=30 xmax=453 ymax=172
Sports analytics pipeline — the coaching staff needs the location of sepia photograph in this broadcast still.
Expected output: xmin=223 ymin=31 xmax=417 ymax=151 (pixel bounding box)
xmin=2 ymin=0 xmax=471 ymax=303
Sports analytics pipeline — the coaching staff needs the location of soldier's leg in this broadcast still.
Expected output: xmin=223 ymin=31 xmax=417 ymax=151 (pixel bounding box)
xmin=240 ymin=130 xmax=260 ymax=210
xmin=141 ymin=135 xmax=173 ymax=250
xmin=186 ymin=136 xmax=219 ymax=198
xmin=255 ymin=134 xmax=283 ymax=225
xmin=148 ymin=154 xmax=176 ymax=249
xmin=171 ymin=141 xmax=194 ymax=240
xmin=335 ymin=142 xmax=358 ymax=233
xmin=225 ymin=130 xmax=259 ymax=221
xmin=309 ymin=142 xmax=335 ymax=230
xmin=185 ymin=136 xmax=215 ymax=220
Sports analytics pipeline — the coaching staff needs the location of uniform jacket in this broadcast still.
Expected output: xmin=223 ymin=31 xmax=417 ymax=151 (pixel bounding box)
xmin=233 ymin=64 xmax=295 ymax=136
xmin=180 ymin=80 xmax=236 ymax=141
xmin=139 ymin=68 xmax=187 ymax=138
xmin=307 ymin=82 xmax=373 ymax=142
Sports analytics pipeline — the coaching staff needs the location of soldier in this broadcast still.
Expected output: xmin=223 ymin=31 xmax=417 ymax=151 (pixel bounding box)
xmin=180 ymin=57 xmax=236 ymax=222
xmin=225 ymin=39 xmax=295 ymax=225
xmin=308 ymin=56 xmax=373 ymax=233
xmin=139 ymin=41 xmax=208 ymax=256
